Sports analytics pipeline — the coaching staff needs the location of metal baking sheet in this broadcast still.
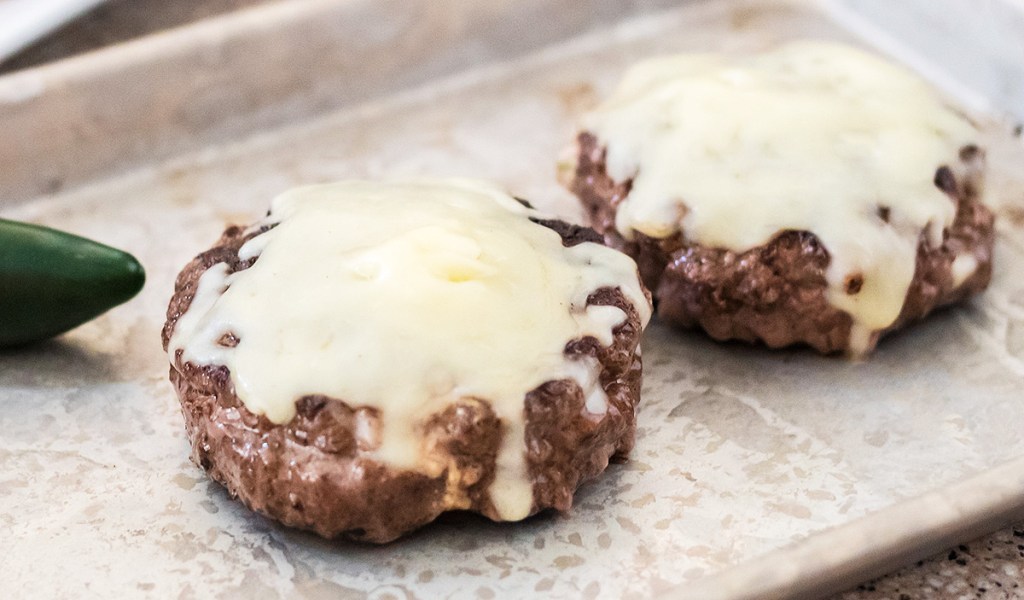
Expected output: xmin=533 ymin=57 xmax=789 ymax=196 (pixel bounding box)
xmin=2 ymin=1 xmax=1024 ymax=598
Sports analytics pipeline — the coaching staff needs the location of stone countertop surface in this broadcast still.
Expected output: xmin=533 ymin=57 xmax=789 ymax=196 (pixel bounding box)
xmin=3 ymin=1 xmax=1023 ymax=598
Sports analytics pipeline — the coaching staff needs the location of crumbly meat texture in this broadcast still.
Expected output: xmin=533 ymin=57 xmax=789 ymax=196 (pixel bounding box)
xmin=162 ymin=218 xmax=645 ymax=543
xmin=570 ymin=132 xmax=995 ymax=354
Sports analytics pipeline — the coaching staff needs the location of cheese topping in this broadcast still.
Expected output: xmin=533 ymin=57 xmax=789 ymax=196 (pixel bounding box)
xmin=169 ymin=179 xmax=650 ymax=520
xmin=582 ymin=41 xmax=977 ymax=354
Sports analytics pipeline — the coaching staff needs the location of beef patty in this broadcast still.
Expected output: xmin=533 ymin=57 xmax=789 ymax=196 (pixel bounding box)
xmin=570 ymin=132 xmax=994 ymax=355
xmin=162 ymin=183 xmax=649 ymax=543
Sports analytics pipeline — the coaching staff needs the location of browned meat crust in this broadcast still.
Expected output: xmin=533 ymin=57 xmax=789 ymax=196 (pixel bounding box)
xmin=162 ymin=215 xmax=645 ymax=543
xmin=570 ymin=132 xmax=994 ymax=354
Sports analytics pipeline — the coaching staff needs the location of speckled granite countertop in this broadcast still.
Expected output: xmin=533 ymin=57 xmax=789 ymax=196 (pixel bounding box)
xmin=4 ymin=2 xmax=1023 ymax=598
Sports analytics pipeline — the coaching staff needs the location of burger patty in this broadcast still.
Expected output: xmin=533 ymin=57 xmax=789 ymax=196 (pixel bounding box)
xmin=570 ymin=132 xmax=995 ymax=354
xmin=162 ymin=215 xmax=645 ymax=543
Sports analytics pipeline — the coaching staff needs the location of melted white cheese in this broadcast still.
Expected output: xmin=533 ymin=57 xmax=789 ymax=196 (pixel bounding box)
xmin=169 ymin=179 xmax=651 ymax=521
xmin=582 ymin=41 xmax=977 ymax=354
xmin=951 ymin=253 xmax=979 ymax=288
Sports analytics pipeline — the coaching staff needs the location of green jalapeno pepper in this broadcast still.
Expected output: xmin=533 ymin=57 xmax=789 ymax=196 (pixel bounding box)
xmin=0 ymin=218 xmax=145 ymax=347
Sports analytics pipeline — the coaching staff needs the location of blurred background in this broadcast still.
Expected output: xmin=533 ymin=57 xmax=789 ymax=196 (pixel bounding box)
xmin=0 ymin=0 xmax=266 ymax=73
